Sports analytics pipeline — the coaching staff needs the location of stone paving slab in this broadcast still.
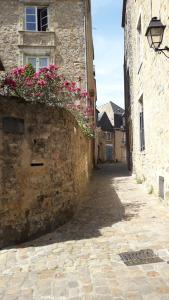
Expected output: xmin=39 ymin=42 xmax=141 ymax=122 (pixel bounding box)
xmin=1 ymin=163 xmax=169 ymax=299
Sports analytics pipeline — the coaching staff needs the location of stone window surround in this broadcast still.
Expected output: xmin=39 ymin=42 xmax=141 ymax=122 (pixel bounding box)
xmin=19 ymin=0 xmax=52 ymax=5
xmin=105 ymin=132 xmax=112 ymax=141
xmin=25 ymin=6 xmax=49 ymax=32
xmin=18 ymin=31 xmax=56 ymax=48
xmin=139 ymin=95 xmax=145 ymax=153
xmin=136 ymin=12 xmax=143 ymax=74
xmin=19 ymin=47 xmax=55 ymax=67
xmin=18 ymin=0 xmax=56 ymax=66
xmin=26 ymin=56 xmax=49 ymax=71
xmin=19 ymin=0 xmax=52 ymax=32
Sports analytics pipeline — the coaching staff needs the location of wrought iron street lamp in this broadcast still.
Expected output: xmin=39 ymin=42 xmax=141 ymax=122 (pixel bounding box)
xmin=145 ymin=17 xmax=169 ymax=58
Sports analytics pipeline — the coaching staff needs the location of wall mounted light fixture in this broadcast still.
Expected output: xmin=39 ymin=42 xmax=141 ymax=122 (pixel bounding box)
xmin=145 ymin=17 xmax=169 ymax=58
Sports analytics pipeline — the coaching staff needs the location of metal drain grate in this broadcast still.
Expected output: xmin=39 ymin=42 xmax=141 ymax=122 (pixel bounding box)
xmin=119 ymin=249 xmax=164 ymax=266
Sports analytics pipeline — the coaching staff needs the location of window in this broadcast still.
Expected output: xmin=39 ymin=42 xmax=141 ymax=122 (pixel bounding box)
xmin=105 ymin=132 xmax=112 ymax=141
xmin=27 ymin=57 xmax=49 ymax=71
xmin=3 ymin=117 xmax=24 ymax=134
xmin=25 ymin=7 xmax=48 ymax=31
xmin=122 ymin=134 xmax=126 ymax=145
xmin=137 ymin=15 xmax=143 ymax=70
xmin=159 ymin=176 xmax=164 ymax=199
xmin=139 ymin=97 xmax=145 ymax=151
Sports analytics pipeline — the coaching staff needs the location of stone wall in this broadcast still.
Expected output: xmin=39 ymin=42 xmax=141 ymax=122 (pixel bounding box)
xmin=97 ymin=129 xmax=113 ymax=162
xmin=0 ymin=0 xmax=95 ymax=93
xmin=114 ymin=130 xmax=126 ymax=163
xmin=123 ymin=0 xmax=169 ymax=201
xmin=0 ymin=96 xmax=93 ymax=248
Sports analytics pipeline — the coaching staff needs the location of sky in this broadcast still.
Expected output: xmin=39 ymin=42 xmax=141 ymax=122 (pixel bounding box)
xmin=91 ymin=0 xmax=124 ymax=108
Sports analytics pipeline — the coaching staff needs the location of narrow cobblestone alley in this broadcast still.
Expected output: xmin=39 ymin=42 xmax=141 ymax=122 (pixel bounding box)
xmin=1 ymin=163 xmax=169 ymax=300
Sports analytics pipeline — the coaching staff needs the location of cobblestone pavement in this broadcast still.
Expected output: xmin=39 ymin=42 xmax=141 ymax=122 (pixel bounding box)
xmin=1 ymin=163 xmax=169 ymax=300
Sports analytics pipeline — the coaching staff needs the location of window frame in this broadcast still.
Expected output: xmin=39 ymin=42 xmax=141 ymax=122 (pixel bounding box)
xmin=39 ymin=7 xmax=48 ymax=31
xmin=105 ymin=132 xmax=112 ymax=141
xmin=139 ymin=97 xmax=145 ymax=152
xmin=25 ymin=6 xmax=37 ymax=31
xmin=26 ymin=56 xmax=49 ymax=71
xmin=25 ymin=6 xmax=49 ymax=32
xmin=137 ymin=14 xmax=143 ymax=72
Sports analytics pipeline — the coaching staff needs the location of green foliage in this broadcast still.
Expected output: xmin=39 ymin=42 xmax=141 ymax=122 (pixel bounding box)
xmin=136 ymin=177 xmax=143 ymax=184
xmin=148 ymin=185 xmax=154 ymax=195
xmin=136 ymin=175 xmax=146 ymax=184
xmin=77 ymin=117 xmax=94 ymax=138
xmin=24 ymin=64 xmax=35 ymax=77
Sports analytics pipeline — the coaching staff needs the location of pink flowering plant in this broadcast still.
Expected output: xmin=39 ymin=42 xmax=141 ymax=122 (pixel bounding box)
xmin=0 ymin=64 xmax=94 ymax=137
xmin=66 ymin=102 xmax=95 ymax=137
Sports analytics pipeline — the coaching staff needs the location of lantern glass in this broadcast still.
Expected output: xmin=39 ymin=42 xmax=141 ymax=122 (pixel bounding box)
xmin=151 ymin=27 xmax=164 ymax=49
xmin=146 ymin=18 xmax=166 ymax=50
xmin=147 ymin=31 xmax=153 ymax=48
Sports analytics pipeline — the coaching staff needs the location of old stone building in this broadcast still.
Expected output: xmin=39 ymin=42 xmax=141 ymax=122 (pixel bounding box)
xmin=122 ymin=0 xmax=169 ymax=200
xmin=97 ymin=102 xmax=126 ymax=163
xmin=0 ymin=0 xmax=96 ymax=109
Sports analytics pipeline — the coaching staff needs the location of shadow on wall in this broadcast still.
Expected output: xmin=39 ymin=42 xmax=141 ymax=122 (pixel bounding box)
xmin=2 ymin=164 xmax=143 ymax=250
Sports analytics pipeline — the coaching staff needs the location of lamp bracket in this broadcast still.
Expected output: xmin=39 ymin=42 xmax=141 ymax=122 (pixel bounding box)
xmin=155 ymin=46 xmax=169 ymax=52
xmin=155 ymin=47 xmax=169 ymax=58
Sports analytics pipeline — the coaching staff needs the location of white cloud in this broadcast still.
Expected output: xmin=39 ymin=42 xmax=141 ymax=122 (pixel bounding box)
xmin=96 ymin=81 xmax=124 ymax=108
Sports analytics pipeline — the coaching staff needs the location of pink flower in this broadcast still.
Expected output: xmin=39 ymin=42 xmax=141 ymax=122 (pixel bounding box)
xmin=4 ymin=78 xmax=17 ymax=89
xmin=25 ymin=78 xmax=34 ymax=87
xmin=39 ymin=67 xmax=48 ymax=73
xmin=64 ymin=80 xmax=70 ymax=87
xmin=33 ymin=71 xmax=41 ymax=79
xmin=81 ymin=91 xmax=88 ymax=98
xmin=37 ymin=79 xmax=46 ymax=87
xmin=11 ymin=67 xmax=25 ymax=76
xmin=71 ymin=87 xmax=77 ymax=93
xmin=45 ymin=73 xmax=52 ymax=80
xmin=49 ymin=64 xmax=59 ymax=71
xmin=45 ymin=73 xmax=57 ymax=80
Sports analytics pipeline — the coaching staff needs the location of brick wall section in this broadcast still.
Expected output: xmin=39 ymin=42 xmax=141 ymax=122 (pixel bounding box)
xmin=0 ymin=96 xmax=93 ymax=248
xmin=123 ymin=0 xmax=169 ymax=200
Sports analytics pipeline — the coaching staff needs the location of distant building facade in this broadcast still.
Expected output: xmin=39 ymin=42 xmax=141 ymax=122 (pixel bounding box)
xmin=122 ymin=0 xmax=169 ymax=200
xmin=97 ymin=102 xmax=126 ymax=163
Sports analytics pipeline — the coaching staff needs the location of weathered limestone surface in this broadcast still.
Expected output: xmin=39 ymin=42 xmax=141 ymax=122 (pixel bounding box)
xmin=115 ymin=130 xmax=126 ymax=163
xmin=0 ymin=0 xmax=95 ymax=92
xmin=123 ymin=0 xmax=169 ymax=200
xmin=0 ymin=96 xmax=93 ymax=248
